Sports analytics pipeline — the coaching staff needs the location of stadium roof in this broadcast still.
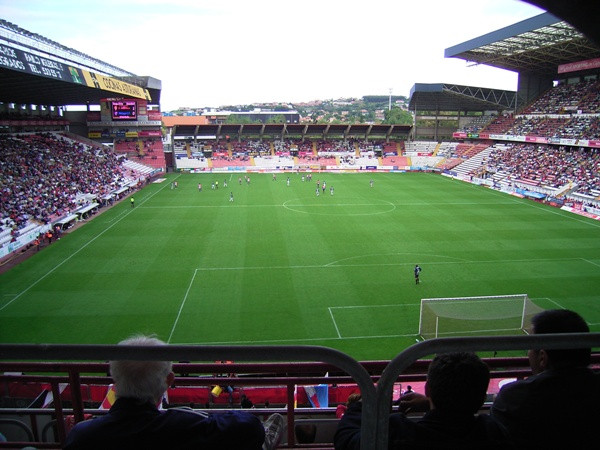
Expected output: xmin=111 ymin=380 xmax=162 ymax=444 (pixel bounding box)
xmin=445 ymin=12 xmax=600 ymax=74
xmin=0 ymin=20 xmax=161 ymax=106
xmin=172 ymin=123 xmax=412 ymax=140
xmin=524 ymin=0 xmax=600 ymax=46
xmin=408 ymin=83 xmax=517 ymax=112
xmin=410 ymin=11 xmax=600 ymax=114
xmin=0 ymin=69 xmax=162 ymax=106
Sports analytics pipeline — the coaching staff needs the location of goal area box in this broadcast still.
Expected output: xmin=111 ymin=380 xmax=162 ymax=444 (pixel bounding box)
xmin=418 ymin=294 xmax=544 ymax=339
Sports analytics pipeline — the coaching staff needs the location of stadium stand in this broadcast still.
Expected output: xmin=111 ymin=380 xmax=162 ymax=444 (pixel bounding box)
xmin=1 ymin=335 xmax=598 ymax=449
xmin=403 ymin=141 xmax=438 ymax=155
xmin=1 ymin=133 xmax=124 ymax=225
xmin=0 ymin=132 xmax=156 ymax=260
xmin=2 ymin=7 xmax=600 ymax=450
xmin=481 ymin=114 xmax=516 ymax=134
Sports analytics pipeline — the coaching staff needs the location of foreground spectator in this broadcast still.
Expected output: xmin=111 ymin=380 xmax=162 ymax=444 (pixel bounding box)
xmin=65 ymin=335 xmax=283 ymax=450
xmin=334 ymin=352 xmax=511 ymax=449
xmin=491 ymin=309 xmax=599 ymax=449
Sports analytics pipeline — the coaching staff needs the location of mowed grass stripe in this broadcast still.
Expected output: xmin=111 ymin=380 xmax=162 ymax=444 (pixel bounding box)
xmin=165 ymin=258 xmax=598 ymax=344
xmin=1 ymin=173 xmax=599 ymax=360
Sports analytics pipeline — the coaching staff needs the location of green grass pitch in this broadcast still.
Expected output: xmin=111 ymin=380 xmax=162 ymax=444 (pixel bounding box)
xmin=1 ymin=172 xmax=599 ymax=361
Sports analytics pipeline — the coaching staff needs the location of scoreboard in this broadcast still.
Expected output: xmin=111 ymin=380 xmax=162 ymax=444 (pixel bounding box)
xmin=111 ymin=100 xmax=137 ymax=120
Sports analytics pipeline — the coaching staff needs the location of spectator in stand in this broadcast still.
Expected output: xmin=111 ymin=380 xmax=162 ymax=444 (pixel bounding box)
xmin=485 ymin=143 xmax=600 ymax=195
xmin=491 ymin=309 xmax=599 ymax=449
xmin=64 ymin=335 xmax=284 ymax=450
xmin=0 ymin=133 xmax=128 ymax=230
xmin=334 ymin=352 xmax=511 ymax=450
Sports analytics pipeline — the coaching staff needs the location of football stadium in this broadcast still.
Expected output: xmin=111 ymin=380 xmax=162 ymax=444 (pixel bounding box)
xmin=1 ymin=3 xmax=600 ymax=449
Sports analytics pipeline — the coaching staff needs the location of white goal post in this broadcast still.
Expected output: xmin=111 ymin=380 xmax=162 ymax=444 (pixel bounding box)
xmin=418 ymin=294 xmax=545 ymax=339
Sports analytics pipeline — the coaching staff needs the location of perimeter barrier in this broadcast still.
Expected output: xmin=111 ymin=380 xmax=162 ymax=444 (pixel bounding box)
xmin=0 ymin=333 xmax=599 ymax=449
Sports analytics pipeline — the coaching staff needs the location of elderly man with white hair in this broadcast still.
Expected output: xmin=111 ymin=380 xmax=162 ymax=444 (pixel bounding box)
xmin=65 ymin=335 xmax=283 ymax=450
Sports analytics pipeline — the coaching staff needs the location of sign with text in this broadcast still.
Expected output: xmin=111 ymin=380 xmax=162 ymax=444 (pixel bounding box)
xmin=0 ymin=43 xmax=85 ymax=84
xmin=558 ymin=57 xmax=600 ymax=74
xmin=82 ymin=70 xmax=151 ymax=100
xmin=0 ymin=42 xmax=151 ymax=101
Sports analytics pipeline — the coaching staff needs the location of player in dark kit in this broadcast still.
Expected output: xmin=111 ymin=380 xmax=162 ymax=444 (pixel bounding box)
xmin=414 ymin=265 xmax=421 ymax=284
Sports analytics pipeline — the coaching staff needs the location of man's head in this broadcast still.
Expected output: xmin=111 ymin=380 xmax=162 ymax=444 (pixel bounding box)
xmin=109 ymin=335 xmax=174 ymax=405
xmin=528 ymin=309 xmax=590 ymax=374
xmin=425 ymin=352 xmax=489 ymax=415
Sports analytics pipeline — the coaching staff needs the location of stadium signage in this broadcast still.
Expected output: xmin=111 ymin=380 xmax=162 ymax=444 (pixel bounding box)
xmin=0 ymin=44 xmax=26 ymax=70
xmin=558 ymin=57 xmax=600 ymax=74
xmin=82 ymin=71 xmax=151 ymax=100
xmin=0 ymin=42 xmax=150 ymax=100
xmin=0 ymin=43 xmax=83 ymax=83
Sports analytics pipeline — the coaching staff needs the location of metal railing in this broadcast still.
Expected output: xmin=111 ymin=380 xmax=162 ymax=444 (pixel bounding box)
xmin=1 ymin=332 xmax=599 ymax=449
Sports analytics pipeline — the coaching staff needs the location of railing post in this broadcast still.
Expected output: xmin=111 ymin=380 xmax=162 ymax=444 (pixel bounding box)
xmin=50 ymin=381 xmax=67 ymax=445
xmin=286 ymin=382 xmax=296 ymax=447
xmin=68 ymin=369 xmax=84 ymax=423
xmin=374 ymin=333 xmax=600 ymax=450
xmin=0 ymin=344 xmax=379 ymax=450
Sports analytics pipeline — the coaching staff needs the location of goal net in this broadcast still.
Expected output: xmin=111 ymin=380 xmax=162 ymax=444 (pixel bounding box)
xmin=418 ymin=294 xmax=545 ymax=339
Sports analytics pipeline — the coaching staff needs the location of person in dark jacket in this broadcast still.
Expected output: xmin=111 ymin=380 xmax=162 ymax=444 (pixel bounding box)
xmin=335 ymin=352 xmax=511 ymax=450
xmin=491 ymin=309 xmax=599 ymax=449
xmin=65 ymin=335 xmax=283 ymax=450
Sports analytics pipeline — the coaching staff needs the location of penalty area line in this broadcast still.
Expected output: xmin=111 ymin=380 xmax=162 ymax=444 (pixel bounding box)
xmin=173 ymin=332 xmax=420 ymax=346
xmin=167 ymin=269 xmax=198 ymax=344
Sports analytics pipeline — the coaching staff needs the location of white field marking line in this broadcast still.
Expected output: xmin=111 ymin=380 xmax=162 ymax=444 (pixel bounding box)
xmin=538 ymin=297 xmax=600 ymax=327
xmin=582 ymin=258 xmax=600 ymax=269
xmin=140 ymin=200 xmax=515 ymax=210
xmin=328 ymin=307 xmax=342 ymax=338
xmin=507 ymin=196 xmax=600 ymax=229
xmin=105 ymin=178 xmax=178 ymax=222
xmin=325 ymin=252 xmax=469 ymax=267
xmin=328 ymin=304 xmax=419 ymax=339
xmin=0 ymin=182 xmax=171 ymax=312
xmin=190 ymin=257 xmax=587 ymax=272
xmin=105 ymin=208 xmax=131 ymax=223
xmin=545 ymin=298 xmax=567 ymax=309
xmin=167 ymin=269 xmax=198 ymax=344
xmin=174 ymin=332 xmax=419 ymax=346
xmin=437 ymin=327 xmax=525 ymax=336
xmin=283 ymin=200 xmax=396 ymax=216
xmin=283 ymin=201 xmax=396 ymax=208
xmin=142 ymin=204 xmax=285 ymax=209
xmin=170 ymin=268 xmax=414 ymax=343
xmin=327 ymin=257 xmax=586 ymax=268
xmin=330 ymin=304 xmax=420 ymax=310
xmin=458 ymin=184 xmax=600 ymax=229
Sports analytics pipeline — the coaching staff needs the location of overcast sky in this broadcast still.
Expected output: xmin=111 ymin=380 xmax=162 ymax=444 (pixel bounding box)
xmin=1 ymin=0 xmax=546 ymax=111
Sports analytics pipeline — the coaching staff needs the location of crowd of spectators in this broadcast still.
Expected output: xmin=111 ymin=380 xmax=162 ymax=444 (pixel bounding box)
xmin=503 ymin=116 xmax=570 ymax=138
xmin=560 ymin=116 xmax=600 ymax=140
xmin=0 ymin=133 xmax=128 ymax=231
xmin=457 ymin=79 xmax=600 ymax=140
xmin=231 ymin=140 xmax=271 ymax=157
xmin=523 ymin=79 xmax=600 ymax=115
xmin=315 ymin=139 xmax=355 ymax=154
xmin=458 ymin=115 xmax=493 ymax=134
xmin=174 ymin=138 xmax=399 ymax=162
xmin=484 ymin=143 xmax=600 ymax=194
xmin=273 ymin=139 xmax=313 ymax=155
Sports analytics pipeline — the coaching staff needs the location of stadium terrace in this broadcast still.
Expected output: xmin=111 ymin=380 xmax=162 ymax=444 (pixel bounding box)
xmin=1 ymin=9 xmax=600 ymax=450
